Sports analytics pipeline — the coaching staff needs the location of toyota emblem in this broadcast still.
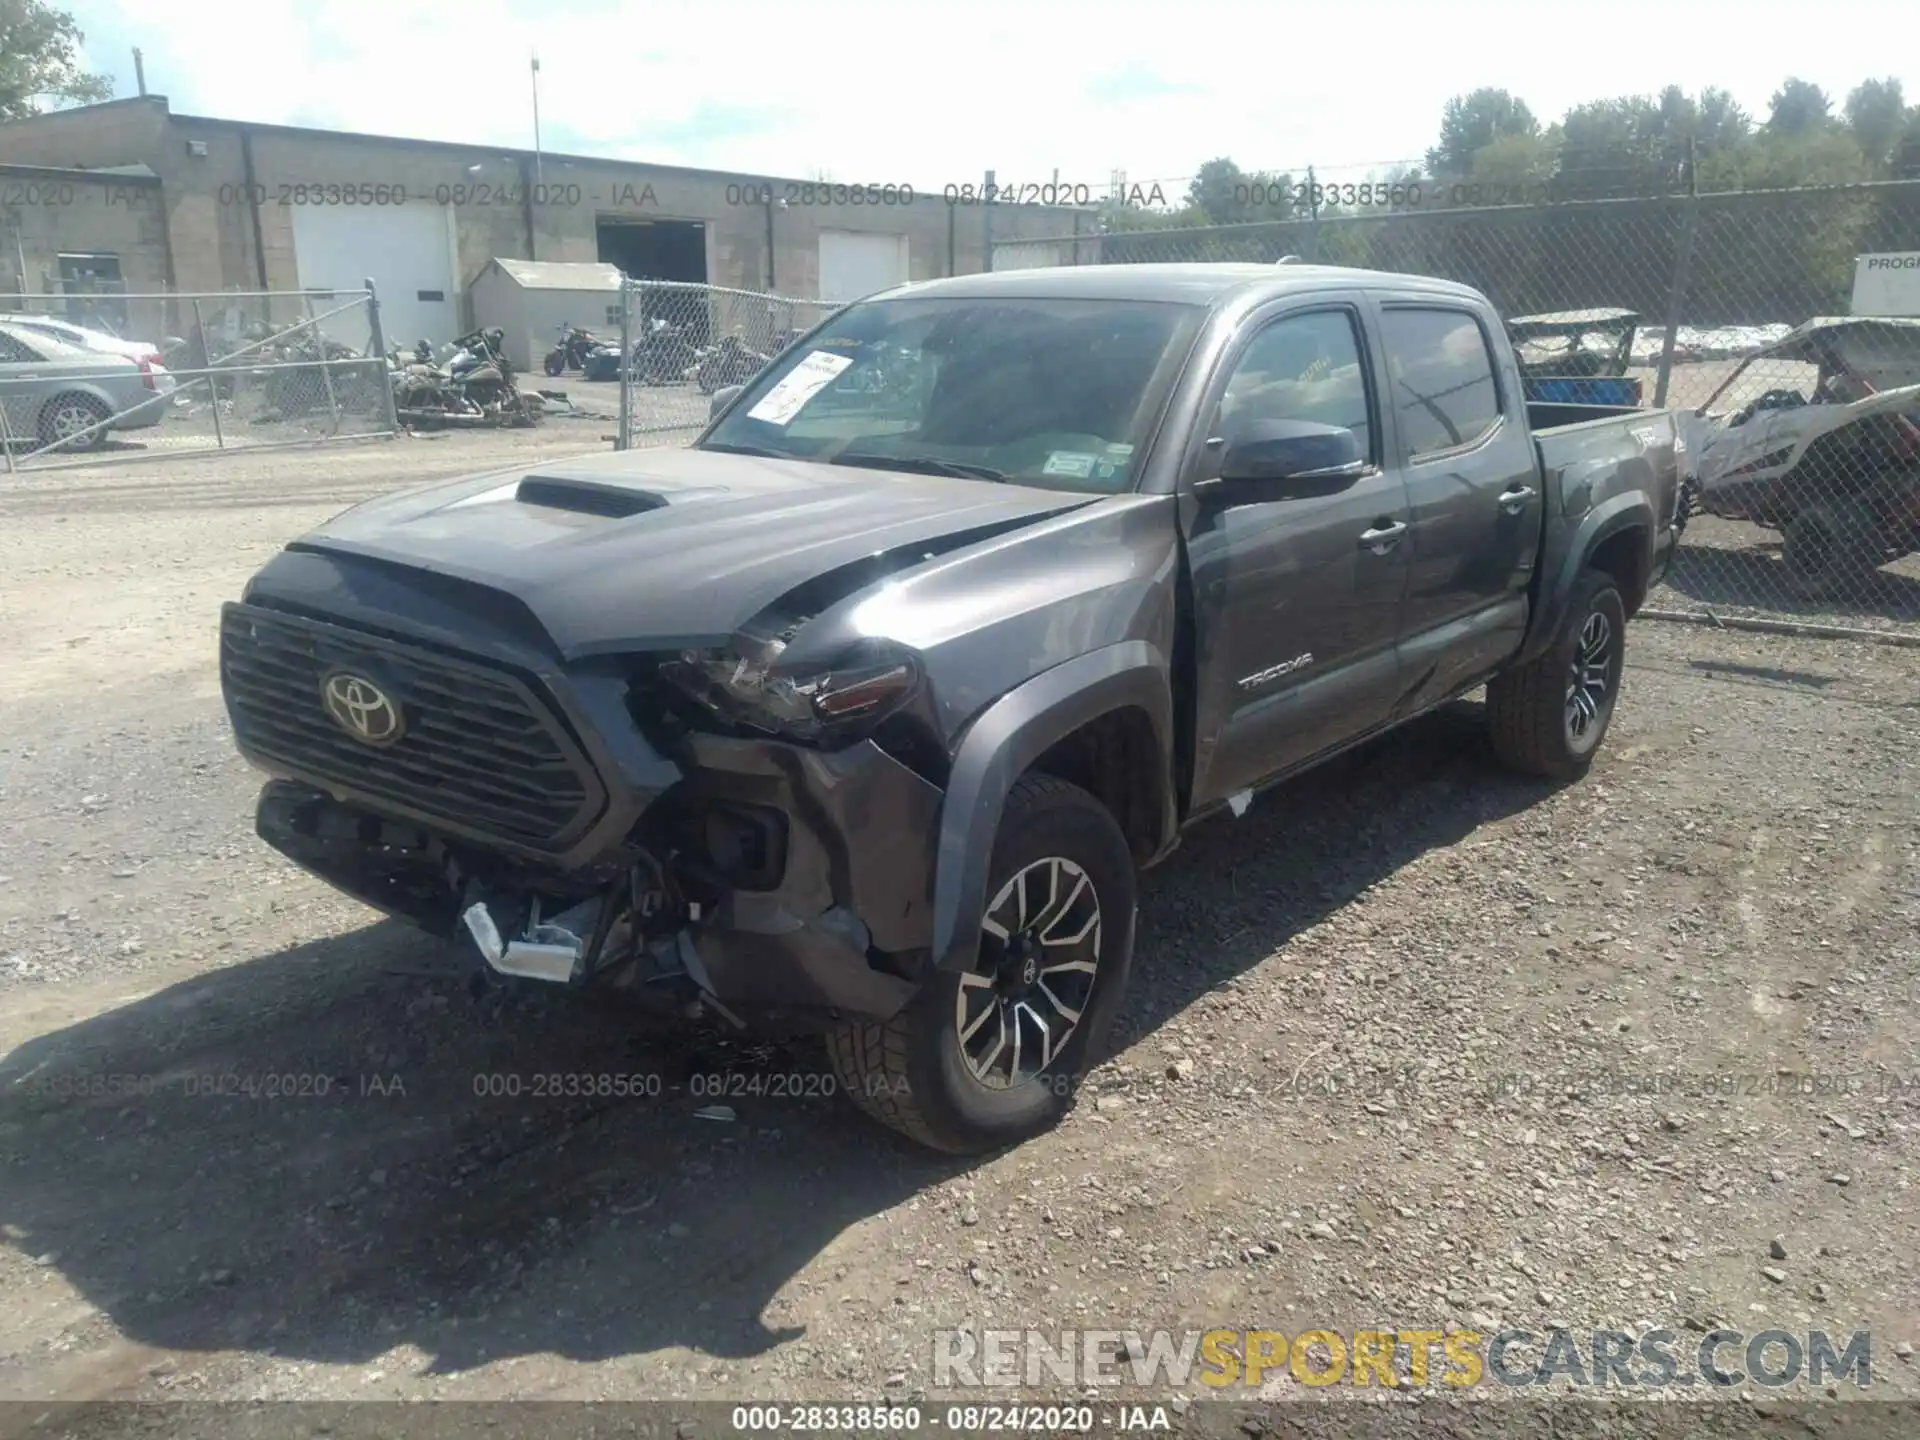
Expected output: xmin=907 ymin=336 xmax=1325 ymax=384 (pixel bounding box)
xmin=320 ymin=672 xmax=404 ymax=746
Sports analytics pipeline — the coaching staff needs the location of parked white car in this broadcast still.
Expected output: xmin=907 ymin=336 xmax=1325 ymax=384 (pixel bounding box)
xmin=1 ymin=314 xmax=180 ymax=396
xmin=0 ymin=322 xmax=172 ymax=452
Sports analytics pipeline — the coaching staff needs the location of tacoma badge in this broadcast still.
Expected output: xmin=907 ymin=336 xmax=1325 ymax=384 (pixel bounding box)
xmin=1237 ymin=653 xmax=1314 ymax=691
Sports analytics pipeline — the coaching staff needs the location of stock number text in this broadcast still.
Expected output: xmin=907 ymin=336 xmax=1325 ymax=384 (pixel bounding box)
xmin=726 ymin=182 xmax=915 ymax=206
xmin=1234 ymin=181 xmax=1423 ymax=209
xmin=473 ymin=1072 xmax=664 ymax=1099
xmin=732 ymin=1406 xmax=923 ymax=1432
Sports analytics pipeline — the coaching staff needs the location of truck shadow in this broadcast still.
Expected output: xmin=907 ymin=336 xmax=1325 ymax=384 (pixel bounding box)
xmin=0 ymin=700 xmax=1553 ymax=1381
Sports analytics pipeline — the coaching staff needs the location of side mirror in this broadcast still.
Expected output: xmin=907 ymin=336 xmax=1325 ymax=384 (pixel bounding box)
xmin=1217 ymin=419 xmax=1367 ymax=486
xmin=710 ymin=384 xmax=743 ymax=419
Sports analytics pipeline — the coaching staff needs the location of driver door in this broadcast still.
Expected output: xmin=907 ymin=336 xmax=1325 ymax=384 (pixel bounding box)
xmin=1183 ymin=299 xmax=1412 ymax=808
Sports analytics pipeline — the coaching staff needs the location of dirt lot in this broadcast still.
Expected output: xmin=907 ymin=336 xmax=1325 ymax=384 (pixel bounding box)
xmin=1 ymin=439 xmax=1917 ymax=1416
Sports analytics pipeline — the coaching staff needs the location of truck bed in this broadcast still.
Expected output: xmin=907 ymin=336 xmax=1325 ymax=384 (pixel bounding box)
xmin=1521 ymin=399 xmax=1685 ymax=651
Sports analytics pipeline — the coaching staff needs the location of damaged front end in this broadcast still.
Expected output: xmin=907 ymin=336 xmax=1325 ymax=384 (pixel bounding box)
xmin=229 ymin=575 xmax=949 ymax=1035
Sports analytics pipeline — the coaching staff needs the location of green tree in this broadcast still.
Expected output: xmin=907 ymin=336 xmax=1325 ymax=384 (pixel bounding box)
xmin=1469 ymin=132 xmax=1558 ymax=188
xmin=1764 ymin=77 xmax=1834 ymax=137
xmin=0 ymin=0 xmax=112 ymax=120
xmin=1844 ymin=78 xmax=1907 ymax=169
xmin=1550 ymin=88 xmax=1752 ymax=196
xmin=1183 ymin=156 xmax=1295 ymax=225
xmin=1697 ymin=127 xmax=1874 ymax=190
xmin=1894 ymin=111 xmax=1920 ymax=180
xmin=1427 ymin=89 xmax=1538 ymax=179
xmin=1555 ymin=96 xmax=1664 ymax=195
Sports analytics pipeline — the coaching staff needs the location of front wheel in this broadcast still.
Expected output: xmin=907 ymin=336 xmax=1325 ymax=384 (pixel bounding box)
xmin=1487 ymin=569 xmax=1627 ymax=781
xmin=825 ymin=775 xmax=1136 ymax=1154
xmin=543 ymin=351 xmax=566 ymax=377
xmin=1781 ymin=501 xmax=1881 ymax=601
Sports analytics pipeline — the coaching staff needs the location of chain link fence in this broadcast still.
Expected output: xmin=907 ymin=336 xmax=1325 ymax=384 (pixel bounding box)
xmin=993 ymin=180 xmax=1920 ymax=640
xmin=614 ymin=279 xmax=839 ymax=449
xmin=0 ymin=285 xmax=397 ymax=472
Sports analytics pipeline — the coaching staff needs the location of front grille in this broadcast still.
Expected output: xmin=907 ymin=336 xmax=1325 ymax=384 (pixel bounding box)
xmin=220 ymin=604 xmax=604 ymax=851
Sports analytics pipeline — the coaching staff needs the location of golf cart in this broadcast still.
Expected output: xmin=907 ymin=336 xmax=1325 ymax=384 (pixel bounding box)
xmin=1506 ymin=308 xmax=1645 ymax=408
xmin=1684 ymin=316 xmax=1920 ymax=598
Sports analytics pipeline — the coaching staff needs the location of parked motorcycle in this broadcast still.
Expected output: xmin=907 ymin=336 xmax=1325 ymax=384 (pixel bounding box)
xmin=391 ymin=327 xmax=539 ymax=427
xmin=258 ymin=330 xmax=381 ymax=421
xmin=543 ymin=323 xmax=604 ymax=377
xmin=693 ymin=332 xmax=775 ymax=395
xmin=622 ymin=316 xmax=702 ymax=386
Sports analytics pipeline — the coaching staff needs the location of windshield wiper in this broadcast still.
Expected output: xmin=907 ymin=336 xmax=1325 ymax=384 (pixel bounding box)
xmin=830 ymin=452 xmax=1009 ymax=482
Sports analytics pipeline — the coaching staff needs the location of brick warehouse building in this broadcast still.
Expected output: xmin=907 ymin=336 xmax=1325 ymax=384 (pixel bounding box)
xmin=0 ymin=96 xmax=1095 ymax=349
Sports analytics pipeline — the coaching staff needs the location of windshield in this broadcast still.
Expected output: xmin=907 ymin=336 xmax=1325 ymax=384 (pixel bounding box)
xmin=699 ymin=296 xmax=1206 ymax=493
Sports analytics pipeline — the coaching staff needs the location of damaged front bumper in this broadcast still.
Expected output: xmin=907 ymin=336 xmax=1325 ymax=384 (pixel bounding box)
xmin=253 ymin=727 xmax=943 ymax=1031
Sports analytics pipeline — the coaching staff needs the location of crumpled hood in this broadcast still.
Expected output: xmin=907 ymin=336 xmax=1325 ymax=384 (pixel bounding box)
xmin=290 ymin=446 xmax=1095 ymax=657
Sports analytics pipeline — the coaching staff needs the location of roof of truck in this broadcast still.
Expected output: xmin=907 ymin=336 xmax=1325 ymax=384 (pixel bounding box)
xmin=877 ymin=262 xmax=1484 ymax=306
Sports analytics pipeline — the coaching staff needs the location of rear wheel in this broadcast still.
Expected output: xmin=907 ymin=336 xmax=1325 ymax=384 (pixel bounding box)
xmin=38 ymin=392 xmax=112 ymax=452
xmin=1782 ymin=501 xmax=1881 ymax=601
xmin=825 ymin=775 xmax=1136 ymax=1154
xmin=1488 ymin=569 xmax=1627 ymax=781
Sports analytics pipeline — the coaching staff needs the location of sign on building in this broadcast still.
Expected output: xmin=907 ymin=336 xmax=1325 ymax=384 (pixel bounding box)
xmin=1851 ymin=252 xmax=1920 ymax=317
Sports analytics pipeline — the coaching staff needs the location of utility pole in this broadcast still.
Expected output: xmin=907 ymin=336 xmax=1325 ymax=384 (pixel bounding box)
xmin=529 ymin=54 xmax=543 ymax=260
xmin=530 ymin=55 xmax=544 ymax=193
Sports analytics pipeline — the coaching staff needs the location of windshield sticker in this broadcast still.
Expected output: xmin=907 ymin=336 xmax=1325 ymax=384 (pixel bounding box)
xmin=1042 ymin=451 xmax=1098 ymax=478
xmin=747 ymin=350 xmax=854 ymax=425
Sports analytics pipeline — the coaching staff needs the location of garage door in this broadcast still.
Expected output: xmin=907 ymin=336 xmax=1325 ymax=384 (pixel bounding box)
xmin=291 ymin=203 xmax=457 ymax=351
xmin=818 ymin=231 xmax=909 ymax=303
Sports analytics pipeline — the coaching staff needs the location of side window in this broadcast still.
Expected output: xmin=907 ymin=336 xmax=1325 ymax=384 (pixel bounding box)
xmin=1377 ymin=307 xmax=1503 ymax=458
xmin=0 ymin=332 xmax=40 ymax=364
xmin=1214 ymin=309 xmax=1375 ymax=463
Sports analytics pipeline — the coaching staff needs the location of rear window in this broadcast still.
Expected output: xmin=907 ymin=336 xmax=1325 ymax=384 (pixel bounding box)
xmin=0 ymin=329 xmax=48 ymax=363
xmin=1379 ymin=307 xmax=1503 ymax=457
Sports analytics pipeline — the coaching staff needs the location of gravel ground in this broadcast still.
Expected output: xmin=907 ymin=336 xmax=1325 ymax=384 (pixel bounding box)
xmin=1 ymin=440 xmax=1917 ymax=1419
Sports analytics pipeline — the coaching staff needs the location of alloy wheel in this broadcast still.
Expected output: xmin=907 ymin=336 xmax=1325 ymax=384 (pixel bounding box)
xmin=1564 ymin=610 xmax=1614 ymax=745
xmin=956 ymin=856 xmax=1102 ymax=1090
xmin=52 ymin=402 xmax=99 ymax=442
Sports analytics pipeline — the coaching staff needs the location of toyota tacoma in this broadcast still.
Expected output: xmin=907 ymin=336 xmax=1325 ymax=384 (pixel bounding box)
xmin=219 ymin=263 xmax=1683 ymax=1153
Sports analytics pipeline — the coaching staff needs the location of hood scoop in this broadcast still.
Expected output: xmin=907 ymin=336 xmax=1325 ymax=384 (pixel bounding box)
xmin=516 ymin=474 xmax=682 ymax=518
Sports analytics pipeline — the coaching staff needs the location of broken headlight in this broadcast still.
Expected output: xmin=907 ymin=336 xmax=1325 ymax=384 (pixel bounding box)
xmin=662 ymin=633 xmax=921 ymax=745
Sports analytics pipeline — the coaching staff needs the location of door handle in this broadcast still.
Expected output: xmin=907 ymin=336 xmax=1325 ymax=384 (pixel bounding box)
xmin=1358 ymin=520 xmax=1407 ymax=554
xmin=1499 ymin=484 xmax=1538 ymax=514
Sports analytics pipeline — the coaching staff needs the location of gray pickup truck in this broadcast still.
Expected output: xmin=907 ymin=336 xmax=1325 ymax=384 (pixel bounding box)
xmin=219 ymin=262 xmax=1683 ymax=1153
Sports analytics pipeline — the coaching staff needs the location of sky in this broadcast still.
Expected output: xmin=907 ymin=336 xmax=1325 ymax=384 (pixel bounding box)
xmin=59 ymin=0 xmax=1920 ymax=192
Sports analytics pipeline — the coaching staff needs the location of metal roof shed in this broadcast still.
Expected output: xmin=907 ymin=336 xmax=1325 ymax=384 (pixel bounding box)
xmin=469 ymin=259 xmax=624 ymax=373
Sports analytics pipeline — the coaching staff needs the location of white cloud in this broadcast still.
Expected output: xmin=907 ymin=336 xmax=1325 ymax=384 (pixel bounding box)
xmin=70 ymin=0 xmax=1920 ymax=190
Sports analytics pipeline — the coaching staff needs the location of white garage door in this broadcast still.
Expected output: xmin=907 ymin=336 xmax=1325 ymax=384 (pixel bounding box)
xmin=290 ymin=203 xmax=458 ymax=351
xmin=818 ymin=231 xmax=909 ymax=303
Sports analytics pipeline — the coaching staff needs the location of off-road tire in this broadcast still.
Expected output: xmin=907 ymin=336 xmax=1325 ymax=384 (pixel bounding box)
xmin=1488 ymin=569 xmax=1627 ymax=782
xmin=825 ymin=775 xmax=1136 ymax=1154
xmin=1781 ymin=501 xmax=1881 ymax=601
